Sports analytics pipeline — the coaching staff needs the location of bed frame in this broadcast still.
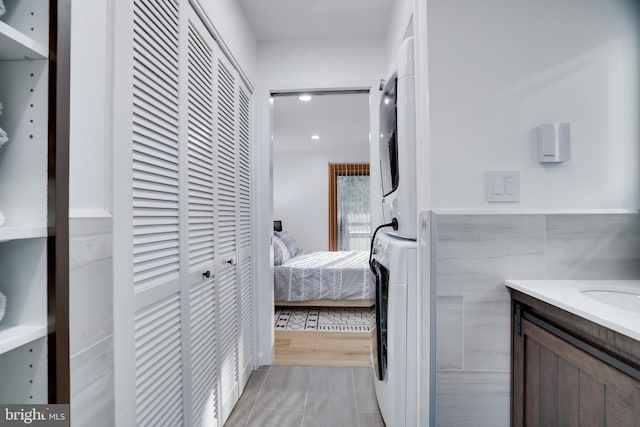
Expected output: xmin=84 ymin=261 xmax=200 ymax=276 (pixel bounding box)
xmin=274 ymin=298 xmax=374 ymax=308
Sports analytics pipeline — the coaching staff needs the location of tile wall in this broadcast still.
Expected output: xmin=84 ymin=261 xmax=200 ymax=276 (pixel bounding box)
xmin=431 ymin=212 xmax=640 ymax=426
xmin=68 ymin=217 xmax=114 ymax=427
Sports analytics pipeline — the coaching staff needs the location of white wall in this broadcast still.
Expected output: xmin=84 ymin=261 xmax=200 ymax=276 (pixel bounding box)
xmin=69 ymin=2 xmax=115 ymax=425
xmin=69 ymin=0 xmax=111 ymax=214
xmin=425 ymin=0 xmax=640 ymax=210
xmin=384 ymin=0 xmax=414 ymax=76
xmin=258 ymin=37 xmax=385 ymax=86
xmin=273 ymin=148 xmax=369 ymax=252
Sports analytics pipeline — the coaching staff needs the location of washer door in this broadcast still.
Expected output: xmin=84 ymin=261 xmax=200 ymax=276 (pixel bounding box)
xmin=370 ymin=259 xmax=389 ymax=381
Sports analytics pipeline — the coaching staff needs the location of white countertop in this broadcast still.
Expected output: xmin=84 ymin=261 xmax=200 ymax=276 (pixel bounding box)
xmin=505 ymin=280 xmax=640 ymax=342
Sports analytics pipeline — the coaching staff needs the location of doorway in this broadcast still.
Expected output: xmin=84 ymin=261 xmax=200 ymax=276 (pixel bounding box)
xmin=270 ymin=90 xmax=375 ymax=366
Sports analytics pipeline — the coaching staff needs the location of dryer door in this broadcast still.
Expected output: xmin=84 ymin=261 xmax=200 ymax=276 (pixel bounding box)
xmin=370 ymin=259 xmax=389 ymax=381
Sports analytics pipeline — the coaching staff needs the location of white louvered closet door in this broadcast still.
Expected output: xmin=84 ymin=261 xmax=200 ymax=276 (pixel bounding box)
xmin=116 ymin=1 xmax=254 ymax=425
xmin=131 ymin=0 xmax=185 ymax=425
xmin=215 ymin=51 xmax=241 ymax=423
xmin=186 ymin=7 xmax=219 ymax=427
xmin=237 ymin=84 xmax=253 ymax=389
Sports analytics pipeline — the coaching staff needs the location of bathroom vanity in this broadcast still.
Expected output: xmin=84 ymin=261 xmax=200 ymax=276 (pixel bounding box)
xmin=506 ymin=280 xmax=640 ymax=426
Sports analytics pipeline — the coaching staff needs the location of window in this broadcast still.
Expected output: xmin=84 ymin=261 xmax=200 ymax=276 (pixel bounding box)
xmin=328 ymin=163 xmax=371 ymax=251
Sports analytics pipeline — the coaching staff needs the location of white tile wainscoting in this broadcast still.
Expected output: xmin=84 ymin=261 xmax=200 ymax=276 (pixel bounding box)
xmin=431 ymin=212 xmax=640 ymax=426
xmin=69 ymin=216 xmax=114 ymax=427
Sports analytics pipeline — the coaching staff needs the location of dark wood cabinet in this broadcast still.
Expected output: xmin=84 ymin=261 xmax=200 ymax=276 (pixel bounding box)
xmin=511 ymin=291 xmax=640 ymax=427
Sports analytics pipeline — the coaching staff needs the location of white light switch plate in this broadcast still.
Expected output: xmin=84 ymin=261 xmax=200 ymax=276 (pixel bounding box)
xmin=486 ymin=171 xmax=520 ymax=202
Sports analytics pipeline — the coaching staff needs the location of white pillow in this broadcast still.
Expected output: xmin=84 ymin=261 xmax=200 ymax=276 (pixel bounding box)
xmin=273 ymin=235 xmax=290 ymax=266
xmin=275 ymin=230 xmax=302 ymax=258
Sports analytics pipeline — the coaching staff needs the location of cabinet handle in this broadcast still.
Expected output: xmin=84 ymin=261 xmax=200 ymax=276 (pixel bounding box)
xmin=203 ymin=270 xmax=211 ymax=279
xmin=226 ymin=258 xmax=235 ymax=266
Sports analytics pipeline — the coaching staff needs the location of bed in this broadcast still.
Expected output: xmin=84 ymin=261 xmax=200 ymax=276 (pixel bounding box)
xmin=273 ymin=230 xmax=374 ymax=307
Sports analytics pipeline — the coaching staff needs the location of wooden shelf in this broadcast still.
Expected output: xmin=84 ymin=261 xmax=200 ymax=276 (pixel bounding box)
xmin=0 ymin=20 xmax=47 ymax=61
xmin=0 ymin=325 xmax=47 ymax=355
xmin=0 ymin=225 xmax=47 ymax=242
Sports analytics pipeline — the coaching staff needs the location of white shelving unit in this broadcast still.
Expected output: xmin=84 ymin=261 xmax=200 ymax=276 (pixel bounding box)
xmin=0 ymin=325 xmax=48 ymax=354
xmin=0 ymin=225 xmax=47 ymax=242
xmin=0 ymin=0 xmax=50 ymax=404
xmin=0 ymin=20 xmax=47 ymax=60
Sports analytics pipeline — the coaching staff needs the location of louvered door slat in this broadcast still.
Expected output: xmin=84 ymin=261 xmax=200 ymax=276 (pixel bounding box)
xmin=188 ymin=79 xmax=212 ymax=110
xmin=133 ymin=0 xmax=180 ymax=300
xmin=133 ymin=73 xmax=179 ymax=113
xmin=189 ymin=165 xmax=213 ymax=186
xmin=133 ymin=118 xmax=178 ymax=151
xmin=187 ymin=20 xmax=215 ymax=274
xmin=236 ymin=84 xmax=253 ymax=386
xmin=131 ymin=1 xmax=183 ymax=425
xmin=238 ymin=89 xmax=251 ymax=250
xmin=188 ymin=138 xmax=213 ymax=160
xmin=133 ymin=90 xmax=179 ymax=130
xmin=186 ymin=14 xmax=220 ymax=427
xmin=190 ymin=280 xmax=218 ymax=426
xmin=133 ymin=148 xmax=179 ymax=172
xmin=134 ymin=293 xmax=183 ymax=427
xmin=218 ymin=268 xmax=238 ymax=396
xmin=135 ymin=4 xmax=178 ymax=40
xmin=238 ymin=259 xmax=252 ymax=372
xmin=133 ymin=180 xmax=179 ymax=197
xmin=132 ymin=47 xmax=178 ymax=94
xmin=217 ymin=58 xmax=236 ymax=256
xmin=188 ymin=186 xmax=213 ymax=201
xmin=133 ymin=163 xmax=179 ymax=184
xmin=214 ymin=53 xmax=240 ymax=424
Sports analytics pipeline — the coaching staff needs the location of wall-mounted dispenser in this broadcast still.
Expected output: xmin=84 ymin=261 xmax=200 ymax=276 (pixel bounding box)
xmin=536 ymin=123 xmax=570 ymax=163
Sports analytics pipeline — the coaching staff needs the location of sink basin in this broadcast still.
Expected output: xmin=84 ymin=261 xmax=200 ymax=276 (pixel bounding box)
xmin=581 ymin=289 xmax=640 ymax=313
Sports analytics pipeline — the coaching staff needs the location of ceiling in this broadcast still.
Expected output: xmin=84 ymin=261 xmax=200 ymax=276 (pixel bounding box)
xmin=239 ymin=0 xmax=394 ymax=42
xmin=272 ymin=92 xmax=370 ymax=152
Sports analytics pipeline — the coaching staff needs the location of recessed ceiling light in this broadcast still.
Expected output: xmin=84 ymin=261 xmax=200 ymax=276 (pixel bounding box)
xmin=311 ymin=134 xmax=320 ymax=140
xmin=299 ymin=95 xmax=312 ymax=102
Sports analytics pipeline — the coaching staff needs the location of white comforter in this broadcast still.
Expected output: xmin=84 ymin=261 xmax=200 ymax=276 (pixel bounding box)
xmin=274 ymin=251 xmax=375 ymax=302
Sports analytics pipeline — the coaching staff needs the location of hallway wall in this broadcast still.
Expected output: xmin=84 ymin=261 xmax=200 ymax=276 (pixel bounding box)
xmin=424 ymin=0 xmax=640 ymax=210
xmin=432 ymin=211 xmax=640 ymax=426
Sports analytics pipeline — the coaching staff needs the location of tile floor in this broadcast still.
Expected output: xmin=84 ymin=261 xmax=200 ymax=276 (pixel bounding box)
xmin=224 ymin=365 xmax=386 ymax=427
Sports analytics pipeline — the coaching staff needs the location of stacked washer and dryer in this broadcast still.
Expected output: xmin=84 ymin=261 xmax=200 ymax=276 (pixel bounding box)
xmin=369 ymin=36 xmax=419 ymax=427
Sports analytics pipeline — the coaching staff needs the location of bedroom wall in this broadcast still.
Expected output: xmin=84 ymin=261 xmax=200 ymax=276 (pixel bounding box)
xmin=273 ymin=147 xmax=369 ymax=252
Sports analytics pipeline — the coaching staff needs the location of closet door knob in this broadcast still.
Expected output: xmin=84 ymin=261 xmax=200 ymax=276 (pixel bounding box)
xmin=203 ymin=270 xmax=211 ymax=279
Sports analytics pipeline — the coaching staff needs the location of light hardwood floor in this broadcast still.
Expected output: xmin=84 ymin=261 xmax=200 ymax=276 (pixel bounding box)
xmin=273 ymin=330 xmax=373 ymax=367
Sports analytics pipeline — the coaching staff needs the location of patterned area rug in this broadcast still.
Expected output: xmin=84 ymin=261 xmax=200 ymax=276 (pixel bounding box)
xmin=274 ymin=307 xmax=374 ymax=333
